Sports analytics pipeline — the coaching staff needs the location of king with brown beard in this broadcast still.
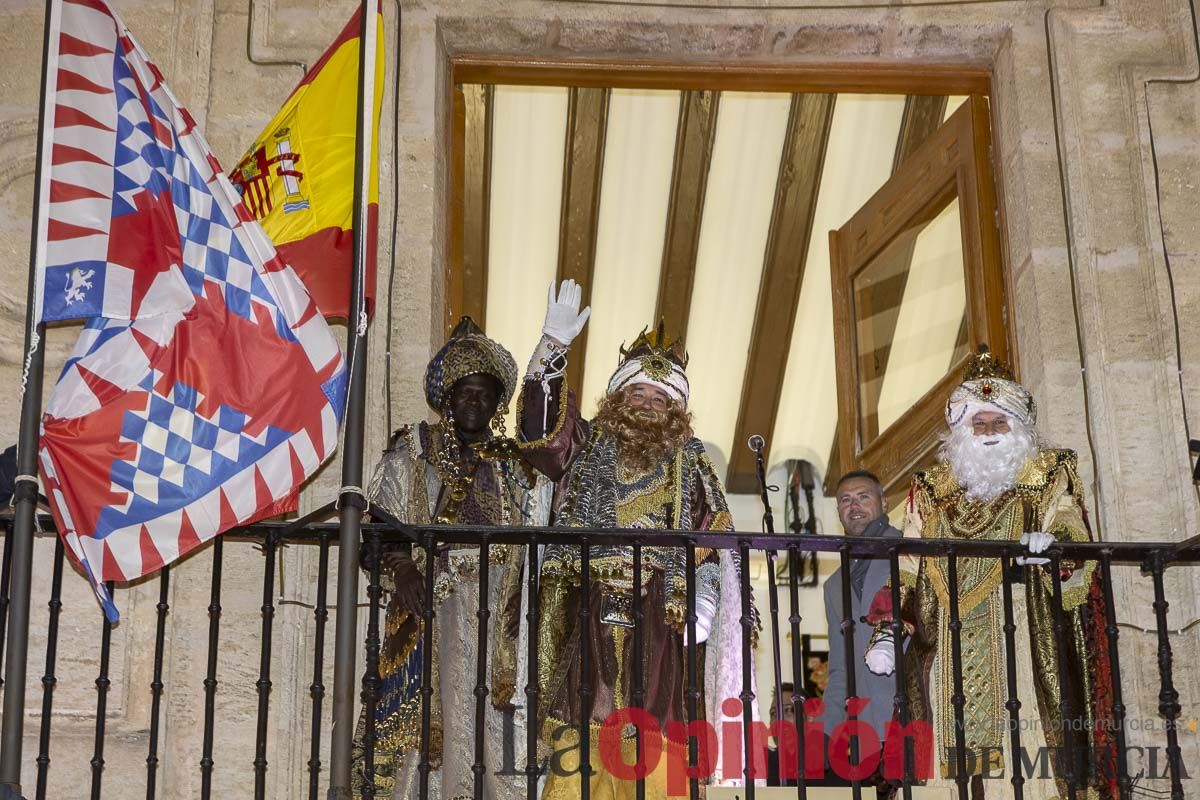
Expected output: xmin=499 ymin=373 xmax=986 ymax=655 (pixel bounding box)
xmin=591 ymin=386 xmax=695 ymax=473
xmin=517 ymin=281 xmax=755 ymax=799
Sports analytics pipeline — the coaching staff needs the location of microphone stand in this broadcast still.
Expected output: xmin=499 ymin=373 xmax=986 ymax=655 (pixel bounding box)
xmin=750 ymin=437 xmax=786 ymax=744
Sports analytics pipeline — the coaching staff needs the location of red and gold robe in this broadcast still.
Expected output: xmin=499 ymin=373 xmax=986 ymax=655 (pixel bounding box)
xmin=519 ymin=379 xmax=755 ymax=799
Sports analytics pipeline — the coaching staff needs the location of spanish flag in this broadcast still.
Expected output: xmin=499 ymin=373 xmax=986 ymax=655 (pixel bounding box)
xmin=230 ymin=4 xmax=384 ymax=320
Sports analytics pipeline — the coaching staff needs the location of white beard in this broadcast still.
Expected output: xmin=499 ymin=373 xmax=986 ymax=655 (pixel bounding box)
xmin=939 ymin=423 xmax=1039 ymax=502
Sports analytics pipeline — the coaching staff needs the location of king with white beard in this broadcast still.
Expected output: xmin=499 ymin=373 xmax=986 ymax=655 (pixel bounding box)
xmin=862 ymin=347 xmax=1117 ymax=800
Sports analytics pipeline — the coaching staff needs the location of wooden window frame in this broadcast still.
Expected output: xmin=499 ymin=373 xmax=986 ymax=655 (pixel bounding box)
xmin=829 ymin=95 xmax=1012 ymax=500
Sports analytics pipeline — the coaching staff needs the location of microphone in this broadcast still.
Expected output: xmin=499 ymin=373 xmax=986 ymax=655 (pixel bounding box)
xmin=748 ymin=434 xmax=765 ymax=453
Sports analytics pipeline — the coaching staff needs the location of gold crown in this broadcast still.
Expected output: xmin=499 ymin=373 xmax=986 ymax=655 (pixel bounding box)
xmin=962 ymin=343 xmax=1014 ymax=382
xmin=619 ymin=320 xmax=689 ymax=370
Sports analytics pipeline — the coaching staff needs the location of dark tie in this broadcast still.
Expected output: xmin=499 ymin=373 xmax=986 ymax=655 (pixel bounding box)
xmin=850 ymin=558 xmax=871 ymax=598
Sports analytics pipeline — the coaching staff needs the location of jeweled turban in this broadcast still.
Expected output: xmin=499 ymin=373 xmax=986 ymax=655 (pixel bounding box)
xmin=606 ymin=321 xmax=690 ymax=406
xmin=945 ymin=344 xmax=1036 ymax=429
xmin=424 ymin=317 xmax=518 ymax=412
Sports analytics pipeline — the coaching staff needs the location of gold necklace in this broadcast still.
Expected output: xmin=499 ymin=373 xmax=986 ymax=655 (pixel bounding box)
xmin=431 ymin=420 xmax=479 ymax=524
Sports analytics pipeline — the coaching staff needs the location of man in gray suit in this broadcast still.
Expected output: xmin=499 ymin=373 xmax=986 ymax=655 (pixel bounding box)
xmin=821 ymin=470 xmax=900 ymax=799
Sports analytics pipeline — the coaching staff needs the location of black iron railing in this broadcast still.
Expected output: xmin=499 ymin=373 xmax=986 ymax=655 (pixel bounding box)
xmin=0 ymin=511 xmax=1195 ymax=800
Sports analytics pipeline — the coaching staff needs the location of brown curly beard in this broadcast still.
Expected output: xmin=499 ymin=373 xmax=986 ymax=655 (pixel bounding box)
xmin=593 ymin=387 xmax=694 ymax=472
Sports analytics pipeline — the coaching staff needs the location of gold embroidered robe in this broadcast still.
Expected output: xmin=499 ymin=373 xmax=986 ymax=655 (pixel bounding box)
xmin=518 ymin=379 xmax=758 ymax=797
xmin=351 ymin=422 xmax=551 ymax=800
xmin=874 ymin=449 xmax=1116 ymax=799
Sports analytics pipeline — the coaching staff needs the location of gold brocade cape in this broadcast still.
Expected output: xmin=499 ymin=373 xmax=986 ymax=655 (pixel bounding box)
xmin=533 ymin=430 xmax=759 ymax=790
xmin=536 ymin=433 xmax=734 ymax=738
xmin=350 ymin=422 xmax=547 ymax=799
xmin=540 ymin=433 xmax=733 ymax=628
xmin=892 ymin=449 xmax=1117 ymax=799
xmin=516 ymin=376 xmax=760 ymax=790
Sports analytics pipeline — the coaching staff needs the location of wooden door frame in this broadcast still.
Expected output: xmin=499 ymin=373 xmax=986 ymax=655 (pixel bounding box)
xmin=442 ymin=56 xmax=1014 ymax=498
xmin=449 ymin=54 xmax=991 ymax=95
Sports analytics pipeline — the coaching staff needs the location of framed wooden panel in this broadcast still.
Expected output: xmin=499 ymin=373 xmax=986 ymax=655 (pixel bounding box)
xmin=829 ymin=95 xmax=1010 ymax=497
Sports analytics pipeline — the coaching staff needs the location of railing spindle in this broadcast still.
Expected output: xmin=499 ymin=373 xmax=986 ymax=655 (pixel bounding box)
xmin=308 ymin=532 xmax=332 ymax=800
xmin=764 ymin=546 xmax=785 ymax=788
xmin=838 ymin=546 xmax=862 ymax=800
xmin=685 ymin=541 xmax=700 ymax=800
xmin=472 ymin=538 xmax=491 ymax=800
xmin=579 ymin=539 xmax=592 ymax=800
xmin=738 ymin=539 xmax=755 ymax=799
xmin=418 ymin=533 xmax=436 ymax=800
xmin=1000 ymin=556 xmax=1025 ymax=800
xmin=90 ymin=582 xmax=114 ymax=800
xmin=199 ymin=538 xmax=224 ymax=800
xmin=1098 ymin=552 xmax=1131 ymax=800
xmin=252 ymin=535 xmax=278 ymax=799
xmin=144 ymin=565 xmax=171 ymax=800
xmin=361 ymin=531 xmax=383 ymax=799
xmin=888 ymin=547 xmax=912 ymax=800
xmin=1147 ymin=554 xmax=1185 ymax=800
xmin=945 ymin=552 xmax=968 ymax=800
xmin=1048 ymin=554 xmax=1079 ymax=800
xmin=632 ymin=539 xmax=645 ymax=800
xmin=524 ymin=536 xmax=541 ymax=800
xmin=34 ymin=537 xmax=65 ymax=800
xmin=787 ymin=545 xmax=807 ymax=799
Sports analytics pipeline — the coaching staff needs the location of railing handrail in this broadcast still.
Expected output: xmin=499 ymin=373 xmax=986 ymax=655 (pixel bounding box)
xmin=1 ymin=511 xmax=1194 ymax=565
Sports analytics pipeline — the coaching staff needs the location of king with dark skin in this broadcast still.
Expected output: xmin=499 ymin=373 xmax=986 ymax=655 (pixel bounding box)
xmin=384 ymin=373 xmax=503 ymax=616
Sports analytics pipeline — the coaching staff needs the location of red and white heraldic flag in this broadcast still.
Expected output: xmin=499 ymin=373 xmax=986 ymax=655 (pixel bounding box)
xmin=31 ymin=0 xmax=348 ymax=620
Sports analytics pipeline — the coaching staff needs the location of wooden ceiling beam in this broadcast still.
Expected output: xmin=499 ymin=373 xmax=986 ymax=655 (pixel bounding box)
xmin=726 ymin=92 xmax=836 ymax=494
xmin=556 ymin=87 xmax=611 ymax=398
xmin=654 ymin=90 xmax=720 ymax=345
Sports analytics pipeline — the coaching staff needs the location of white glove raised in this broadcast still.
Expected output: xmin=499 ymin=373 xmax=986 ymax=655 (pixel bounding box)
xmin=542 ymin=280 xmax=591 ymax=347
xmin=865 ymin=636 xmax=895 ymax=676
xmin=1016 ymin=531 xmax=1056 ymax=566
xmin=683 ymin=594 xmax=718 ymax=646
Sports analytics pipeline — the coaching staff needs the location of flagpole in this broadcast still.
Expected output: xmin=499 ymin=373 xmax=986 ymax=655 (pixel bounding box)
xmin=1 ymin=0 xmax=58 ymax=789
xmin=328 ymin=0 xmax=376 ymax=796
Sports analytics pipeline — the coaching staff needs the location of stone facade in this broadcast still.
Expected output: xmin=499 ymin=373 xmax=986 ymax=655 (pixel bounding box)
xmin=1 ymin=0 xmax=1199 ymax=796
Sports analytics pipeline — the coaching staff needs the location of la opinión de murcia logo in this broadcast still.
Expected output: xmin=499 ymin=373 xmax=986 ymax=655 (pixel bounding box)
xmin=483 ymin=697 xmax=1189 ymax=793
